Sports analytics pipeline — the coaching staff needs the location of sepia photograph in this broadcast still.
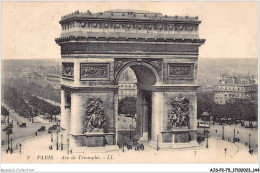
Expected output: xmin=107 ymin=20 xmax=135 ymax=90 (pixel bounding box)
xmin=1 ymin=1 xmax=258 ymax=171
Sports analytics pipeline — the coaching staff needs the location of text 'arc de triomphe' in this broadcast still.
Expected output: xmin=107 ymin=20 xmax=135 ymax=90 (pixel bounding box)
xmin=55 ymin=10 xmax=205 ymax=150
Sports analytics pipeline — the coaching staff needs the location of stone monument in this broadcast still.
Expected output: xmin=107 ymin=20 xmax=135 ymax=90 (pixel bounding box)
xmin=55 ymin=9 xmax=205 ymax=150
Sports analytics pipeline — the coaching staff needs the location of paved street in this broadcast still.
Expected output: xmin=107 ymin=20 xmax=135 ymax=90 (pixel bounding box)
xmin=1 ymin=104 xmax=56 ymax=149
xmin=197 ymin=123 xmax=258 ymax=152
xmin=1 ymin=133 xmax=257 ymax=163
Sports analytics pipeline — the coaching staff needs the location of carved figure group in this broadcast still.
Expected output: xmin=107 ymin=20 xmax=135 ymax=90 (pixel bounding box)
xmin=84 ymin=98 xmax=106 ymax=132
xmin=62 ymin=63 xmax=74 ymax=77
xmin=168 ymin=96 xmax=190 ymax=128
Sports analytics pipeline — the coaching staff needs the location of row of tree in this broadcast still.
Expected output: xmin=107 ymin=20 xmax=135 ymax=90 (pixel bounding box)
xmin=197 ymin=91 xmax=258 ymax=121
xmin=27 ymin=95 xmax=60 ymax=116
xmin=2 ymin=84 xmax=60 ymax=119
xmin=118 ymin=97 xmax=136 ymax=115
xmin=2 ymin=84 xmax=34 ymax=118
xmin=1 ymin=105 xmax=9 ymax=117
xmin=4 ymin=78 xmax=60 ymax=103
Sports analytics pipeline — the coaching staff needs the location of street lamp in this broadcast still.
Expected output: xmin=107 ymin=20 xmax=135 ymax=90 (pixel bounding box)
xmin=7 ymin=133 xmax=10 ymax=151
xmin=233 ymin=129 xmax=236 ymax=143
xmin=122 ymin=137 xmax=124 ymax=152
xmin=61 ymin=135 xmax=63 ymax=150
xmin=249 ymin=133 xmax=251 ymax=149
xmin=10 ymin=138 xmax=13 ymax=154
xmin=132 ymin=117 xmax=134 ymax=130
xmin=206 ymin=131 xmax=209 ymax=148
xmin=56 ymin=131 xmax=59 ymax=150
xmin=19 ymin=143 xmax=22 ymax=154
xmin=157 ymin=135 xmax=160 ymax=151
xmin=222 ymin=126 xmax=224 ymax=140
xmin=67 ymin=139 xmax=70 ymax=155
xmin=51 ymin=131 xmax=53 ymax=142
xmin=130 ymin=125 xmax=132 ymax=140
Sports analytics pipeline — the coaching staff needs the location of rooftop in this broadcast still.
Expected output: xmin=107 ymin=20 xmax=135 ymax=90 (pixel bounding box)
xmin=104 ymin=9 xmax=162 ymax=15
xmin=60 ymin=9 xmax=200 ymax=23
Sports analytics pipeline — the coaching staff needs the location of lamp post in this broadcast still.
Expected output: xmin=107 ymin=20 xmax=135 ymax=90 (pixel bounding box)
xmin=67 ymin=139 xmax=70 ymax=155
xmin=130 ymin=125 xmax=132 ymax=140
xmin=19 ymin=143 xmax=22 ymax=154
xmin=222 ymin=126 xmax=224 ymax=140
xmin=7 ymin=133 xmax=10 ymax=151
xmin=122 ymin=137 xmax=124 ymax=152
xmin=56 ymin=131 xmax=59 ymax=150
xmin=10 ymin=138 xmax=13 ymax=154
xmin=233 ymin=129 xmax=236 ymax=143
xmin=249 ymin=133 xmax=251 ymax=149
xmin=132 ymin=117 xmax=134 ymax=130
xmin=206 ymin=131 xmax=209 ymax=148
xmin=61 ymin=135 xmax=63 ymax=151
xmin=157 ymin=135 xmax=160 ymax=151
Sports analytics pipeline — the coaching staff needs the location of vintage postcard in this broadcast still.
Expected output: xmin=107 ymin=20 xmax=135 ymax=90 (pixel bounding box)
xmin=1 ymin=1 xmax=258 ymax=171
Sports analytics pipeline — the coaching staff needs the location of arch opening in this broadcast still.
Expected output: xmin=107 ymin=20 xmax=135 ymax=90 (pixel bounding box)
xmin=116 ymin=61 xmax=158 ymax=145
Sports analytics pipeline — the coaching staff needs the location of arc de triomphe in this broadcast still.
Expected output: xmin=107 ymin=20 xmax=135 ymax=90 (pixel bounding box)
xmin=55 ymin=10 xmax=205 ymax=150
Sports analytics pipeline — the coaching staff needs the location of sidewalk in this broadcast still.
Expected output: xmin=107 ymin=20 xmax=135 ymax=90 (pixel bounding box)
xmin=1 ymin=134 xmax=257 ymax=163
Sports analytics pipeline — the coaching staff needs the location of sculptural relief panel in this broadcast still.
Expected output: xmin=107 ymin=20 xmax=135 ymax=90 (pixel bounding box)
xmin=62 ymin=62 xmax=74 ymax=79
xmin=80 ymin=63 xmax=109 ymax=80
xmin=83 ymin=98 xmax=106 ymax=133
xmin=167 ymin=96 xmax=190 ymax=129
xmin=167 ymin=63 xmax=194 ymax=80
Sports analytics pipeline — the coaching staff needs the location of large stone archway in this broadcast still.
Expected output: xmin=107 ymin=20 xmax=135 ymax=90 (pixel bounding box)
xmin=56 ymin=10 xmax=205 ymax=150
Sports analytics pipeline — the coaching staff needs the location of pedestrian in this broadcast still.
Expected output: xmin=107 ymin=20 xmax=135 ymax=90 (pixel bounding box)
xmin=35 ymin=132 xmax=38 ymax=136
xmin=246 ymin=142 xmax=247 ymax=146
xmin=195 ymin=151 xmax=196 ymax=156
xmin=141 ymin=143 xmax=144 ymax=150
xmin=215 ymin=129 xmax=217 ymax=133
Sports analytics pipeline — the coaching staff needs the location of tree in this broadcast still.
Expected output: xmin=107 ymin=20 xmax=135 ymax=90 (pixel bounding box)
xmin=1 ymin=106 xmax=9 ymax=117
xmin=118 ymin=97 xmax=136 ymax=115
xmin=197 ymin=91 xmax=214 ymax=119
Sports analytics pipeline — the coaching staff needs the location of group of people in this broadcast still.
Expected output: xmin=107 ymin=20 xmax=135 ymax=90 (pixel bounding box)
xmin=119 ymin=141 xmax=145 ymax=151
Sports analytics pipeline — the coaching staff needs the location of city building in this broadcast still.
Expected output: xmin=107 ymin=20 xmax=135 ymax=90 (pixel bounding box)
xmin=214 ymin=73 xmax=258 ymax=104
xmin=118 ymin=67 xmax=137 ymax=100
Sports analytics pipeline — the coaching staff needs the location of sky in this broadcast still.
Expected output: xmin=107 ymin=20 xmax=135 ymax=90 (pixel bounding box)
xmin=2 ymin=1 xmax=258 ymax=59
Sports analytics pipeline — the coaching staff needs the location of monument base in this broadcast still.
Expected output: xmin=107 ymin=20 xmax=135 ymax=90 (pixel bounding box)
xmin=71 ymin=132 xmax=115 ymax=148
